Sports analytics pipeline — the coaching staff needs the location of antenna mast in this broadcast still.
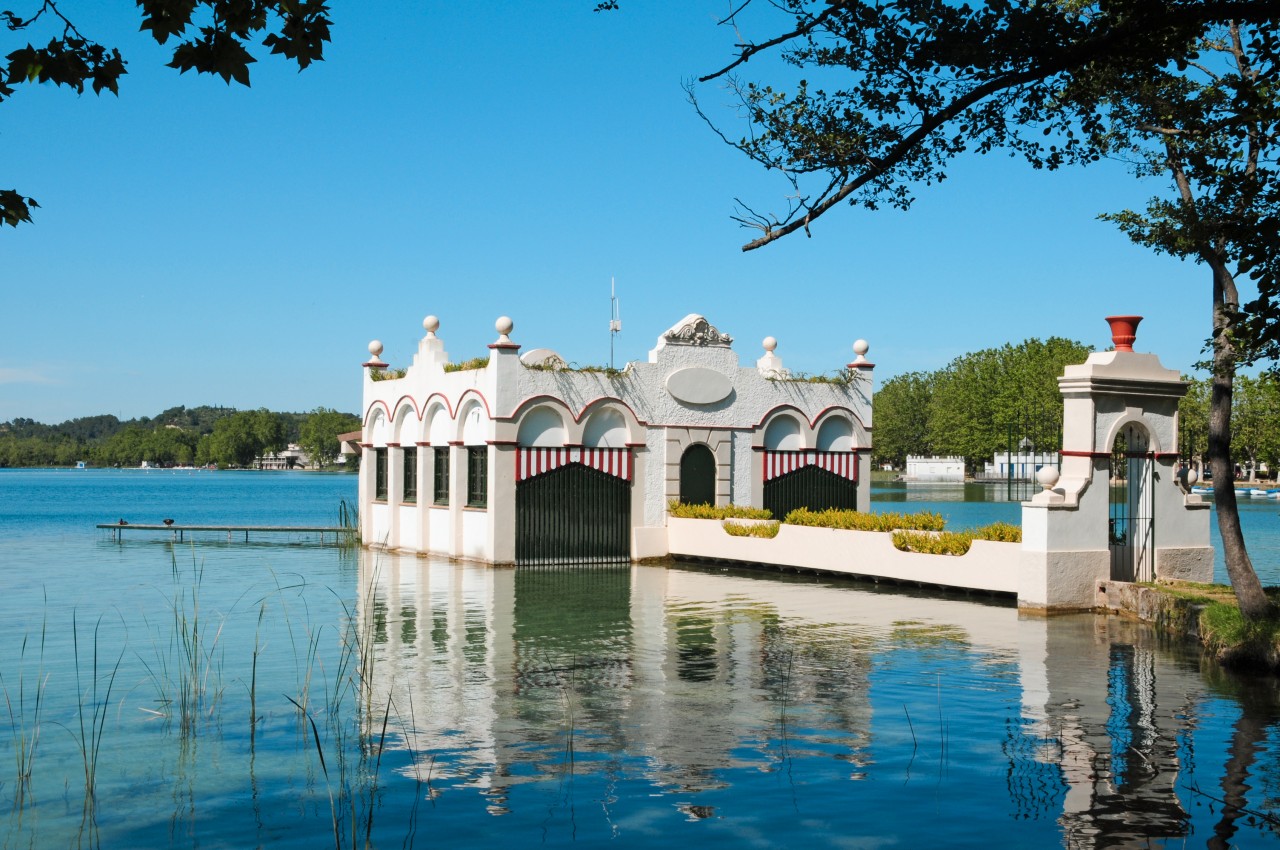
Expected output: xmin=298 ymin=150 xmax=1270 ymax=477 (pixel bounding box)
xmin=609 ymin=277 xmax=622 ymax=370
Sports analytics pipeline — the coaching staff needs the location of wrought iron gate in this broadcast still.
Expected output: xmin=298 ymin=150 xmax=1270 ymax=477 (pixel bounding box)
xmin=1109 ymin=425 xmax=1155 ymax=582
xmin=1003 ymin=403 xmax=1062 ymax=502
xmin=762 ymin=450 xmax=858 ymax=519
xmin=516 ymin=462 xmax=631 ymax=566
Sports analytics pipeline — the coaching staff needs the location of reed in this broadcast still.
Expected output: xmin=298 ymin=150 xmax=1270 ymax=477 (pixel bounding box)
xmin=1 ymin=612 xmax=48 ymax=811
xmin=169 ymin=550 xmax=226 ymax=734
xmin=69 ymin=612 xmax=124 ymax=835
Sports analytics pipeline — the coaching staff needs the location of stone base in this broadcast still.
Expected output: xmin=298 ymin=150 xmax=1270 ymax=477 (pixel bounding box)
xmin=1019 ymin=549 xmax=1110 ymax=612
xmin=1156 ymin=546 xmax=1214 ymax=583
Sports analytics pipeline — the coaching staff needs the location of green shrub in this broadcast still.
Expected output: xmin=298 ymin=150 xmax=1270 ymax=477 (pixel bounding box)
xmin=369 ymin=367 xmax=408 ymax=382
xmin=891 ymin=521 xmax=1022 ymax=555
xmin=667 ymin=501 xmax=773 ymax=520
xmin=974 ymin=522 xmax=1022 ymax=543
xmin=723 ymin=520 xmax=781 ymax=538
xmin=783 ymin=507 xmax=945 ymax=532
xmin=444 ymin=356 xmax=490 ymax=373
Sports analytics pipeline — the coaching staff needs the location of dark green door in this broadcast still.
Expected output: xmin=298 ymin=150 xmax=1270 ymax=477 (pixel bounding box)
xmin=763 ymin=464 xmax=858 ymax=520
xmin=516 ymin=463 xmax=631 ymax=566
xmin=679 ymin=444 xmax=716 ymax=506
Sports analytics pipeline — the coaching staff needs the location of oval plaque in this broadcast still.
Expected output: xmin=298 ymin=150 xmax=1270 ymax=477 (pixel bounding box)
xmin=665 ymin=367 xmax=733 ymax=405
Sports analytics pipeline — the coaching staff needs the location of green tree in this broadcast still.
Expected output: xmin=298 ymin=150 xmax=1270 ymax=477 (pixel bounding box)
xmin=872 ymin=371 xmax=933 ymax=468
xmin=691 ymin=1 xmax=1279 ymax=618
xmin=298 ymin=407 xmax=360 ymax=468
xmin=2 ymin=0 xmax=332 ymax=226
xmin=925 ymin=338 xmax=1092 ymax=471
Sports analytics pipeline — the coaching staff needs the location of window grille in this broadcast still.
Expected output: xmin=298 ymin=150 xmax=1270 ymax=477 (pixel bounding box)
xmin=467 ymin=446 xmax=488 ymax=508
xmin=402 ymin=447 xmax=417 ymax=504
xmin=374 ymin=448 xmax=388 ymax=502
xmin=433 ymin=447 xmax=450 ymax=505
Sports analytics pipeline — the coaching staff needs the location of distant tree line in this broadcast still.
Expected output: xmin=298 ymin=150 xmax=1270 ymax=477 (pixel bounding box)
xmin=873 ymin=338 xmax=1094 ymax=472
xmin=1179 ymin=374 xmax=1280 ymax=482
xmin=0 ymin=406 xmax=360 ymax=469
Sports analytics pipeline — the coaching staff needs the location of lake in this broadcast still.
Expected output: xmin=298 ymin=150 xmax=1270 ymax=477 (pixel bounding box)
xmin=2 ymin=469 xmax=1279 ymax=848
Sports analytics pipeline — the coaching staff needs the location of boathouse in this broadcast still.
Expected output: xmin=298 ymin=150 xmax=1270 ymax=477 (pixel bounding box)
xmin=357 ymin=314 xmax=874 ymax=564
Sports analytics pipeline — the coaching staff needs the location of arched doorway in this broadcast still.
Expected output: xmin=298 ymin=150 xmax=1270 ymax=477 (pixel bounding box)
xmin=1109 ymin=424 xmax=1155 ymax=582
xmin=679 ymin=444 xmax=716 ymax=506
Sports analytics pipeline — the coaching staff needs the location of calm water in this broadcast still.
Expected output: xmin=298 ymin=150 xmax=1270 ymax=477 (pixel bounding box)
xmin=2 ymin=470 xmax=1280 ymax=848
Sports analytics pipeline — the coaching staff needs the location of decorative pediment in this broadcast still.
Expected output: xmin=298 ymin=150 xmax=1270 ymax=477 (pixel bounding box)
xmin=662 ymin=314 xmax=733 ymax=348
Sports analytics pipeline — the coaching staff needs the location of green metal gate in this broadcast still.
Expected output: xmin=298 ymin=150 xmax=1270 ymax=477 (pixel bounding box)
xmin=1109 ymin=425 xmax=1155 ymax=582
xmin=762 ymin=450 xmax=859 ymax=519
xmin=763 ymin=464 xmax=858 ymax=519
xmin=516 ymin=463 xmax=631 ymax=566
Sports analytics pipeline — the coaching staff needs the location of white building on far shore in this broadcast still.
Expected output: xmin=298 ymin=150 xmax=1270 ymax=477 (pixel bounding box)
xmin=905 ymin=455 xmax=965 ymax=482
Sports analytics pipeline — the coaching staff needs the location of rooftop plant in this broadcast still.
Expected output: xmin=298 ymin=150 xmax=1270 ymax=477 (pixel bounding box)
xmin=443 ymin=356 xmax=490 ymax=373
xmin=368 ymin=367 xmax=407 ymax=382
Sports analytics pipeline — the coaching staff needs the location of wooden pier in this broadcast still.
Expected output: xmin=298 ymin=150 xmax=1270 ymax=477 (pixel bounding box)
xmin=97 ymin=523 xmax=352 ymax=543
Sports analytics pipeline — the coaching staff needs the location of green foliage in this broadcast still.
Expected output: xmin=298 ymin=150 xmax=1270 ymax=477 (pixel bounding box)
xmin=1198 ymin=602 xmax=1280 ymax=667
xmin=368 ymin=367 xmax=408 ymax=382
xmin=2 ymin=0 xmax=332 ymax=226
xmin=769 ymin=369 xmax=856 ymax=386
xmin=782 ymin=507 xmax=945 ymax=532
xmin=443 ymin=356 xmax=490 ymax=373
xmin=523 ymin=361 xmax=626 ymax=378
xmin=872 ymin=371 xmax=932 ymax=468
xmin=891 ymin=522 xmax=1022 ymax=556
xmin=0 ymin=404 xmax=344 ymax=468
xmin=722 ymin=520 xmax=781 ymax=538
xmin=667 ymin=501 xmax=773 ymax=520
xmin=298 ymin=408 xmax=361 ymax=468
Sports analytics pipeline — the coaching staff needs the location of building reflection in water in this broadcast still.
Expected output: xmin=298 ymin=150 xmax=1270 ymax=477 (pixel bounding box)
xmin=356 ymin=550 xmax=1280 ymax=843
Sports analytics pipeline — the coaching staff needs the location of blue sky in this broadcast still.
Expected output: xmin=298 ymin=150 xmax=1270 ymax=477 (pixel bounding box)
xmin=2 ymin=1 xmax=1219 ymax=424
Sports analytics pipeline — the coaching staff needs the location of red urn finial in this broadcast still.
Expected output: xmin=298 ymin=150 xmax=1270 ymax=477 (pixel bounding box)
xmin=1105 ymin=315 xmax=1143 ymax=352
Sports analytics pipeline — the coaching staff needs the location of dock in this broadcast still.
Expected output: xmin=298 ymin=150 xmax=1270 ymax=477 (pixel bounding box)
xmin=98 ymin=523 xmax=352 ymax=543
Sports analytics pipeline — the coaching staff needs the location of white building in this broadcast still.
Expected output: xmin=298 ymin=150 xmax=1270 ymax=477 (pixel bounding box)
xmin=905 ymin=455 xmax=965 ymax=482
xmin=357 ymin=314 xmax=874 ymax=564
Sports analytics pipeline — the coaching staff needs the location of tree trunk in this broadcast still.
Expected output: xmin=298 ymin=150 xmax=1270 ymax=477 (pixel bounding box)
xmin=1210 ymin=264 xmax=1273 ymax=620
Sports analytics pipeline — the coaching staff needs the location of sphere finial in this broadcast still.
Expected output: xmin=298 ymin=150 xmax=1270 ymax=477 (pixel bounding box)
xmin=1036 ymin=466 xmax=1060 ymax=491
xmin=762 ymin=336 xmax=778 ymax=353
xmin=495 ymin=316 xmax=514 ymax=344
xmin=423 ymin=315 xmax=440 ymax=337
xmin=852 ymin=339 xmax=870 ymax=363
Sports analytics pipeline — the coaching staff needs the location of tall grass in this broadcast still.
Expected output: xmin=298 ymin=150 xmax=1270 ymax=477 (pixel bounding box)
xmin=69 ymin=612 xmax=124 ymax=838
xmin=1 ymin=610 xmax=48 ymax=811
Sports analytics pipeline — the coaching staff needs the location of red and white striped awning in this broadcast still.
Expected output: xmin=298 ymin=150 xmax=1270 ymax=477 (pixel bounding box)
xmin=517 ymin=447 xmax=632 ymax=482
xmin=763 ymin=450 xmax=859 ymax=482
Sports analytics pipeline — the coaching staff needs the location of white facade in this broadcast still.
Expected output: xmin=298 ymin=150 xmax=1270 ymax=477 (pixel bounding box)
xmin=905 ymin=455 xmax=965 ymax=482
xmin=985 ymin=450 xmax=1060 ymax=480
xmin=358 ymin=314 xmax=874 ymax=564
xmin=1020 ymin=318 xmax=1213 ymax=611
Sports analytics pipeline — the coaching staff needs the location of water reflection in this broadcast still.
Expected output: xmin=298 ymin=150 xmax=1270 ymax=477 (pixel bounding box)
xmin=354 ymin=552 xmax=1280 ymax=845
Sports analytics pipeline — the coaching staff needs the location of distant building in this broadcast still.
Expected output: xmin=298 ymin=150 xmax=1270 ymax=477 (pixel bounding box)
xmin=905 ymin=455 xmax=965 ymax=482
xmin=257 ymin=444 xmax=311 ymax=470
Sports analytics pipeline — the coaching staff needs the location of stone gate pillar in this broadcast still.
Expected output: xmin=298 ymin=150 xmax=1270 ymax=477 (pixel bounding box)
xmin=1019 ymin=316 xmax=1213 ymax=612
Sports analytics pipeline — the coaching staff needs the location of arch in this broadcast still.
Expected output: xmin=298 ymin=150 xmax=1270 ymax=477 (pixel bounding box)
xmin=517 ymin=405 xmax=568 ymax=447
xmin=392 ymin=400 xmax=421 ymax=444
xmin=763 ymin=414 xmax=804 ymax=451
xmin=426 ymin=402 xmax=453 ymax=445
xmin=679 ymin=444 xmax=717 ymax=506
xmin=582 ymin=406 xmax=629 ymax=448
xmin=1104 ymin=414 xmax=1165 ymax=455
xmin=459 ymin=400 xmax=488 ymax=446
xmin=366 ymin=406 xmax=391 ymax=444
xmin=815 ymin=416 xmax=854 ymax=452
xmin=1109 ymin=421 xmax=1155 ymax=582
